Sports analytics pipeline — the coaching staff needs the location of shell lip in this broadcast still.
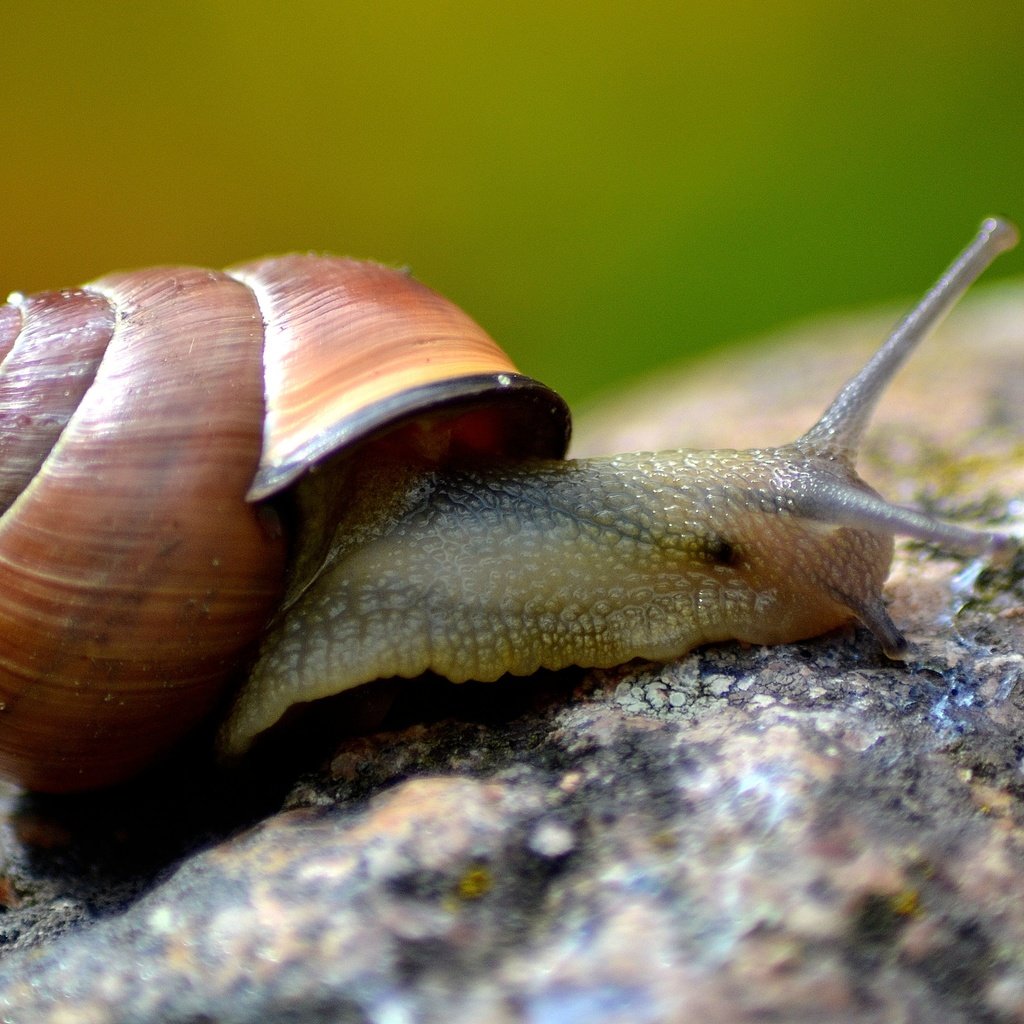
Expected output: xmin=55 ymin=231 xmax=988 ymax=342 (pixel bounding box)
xmin=247 ymin=372 xmax=571 ymax=501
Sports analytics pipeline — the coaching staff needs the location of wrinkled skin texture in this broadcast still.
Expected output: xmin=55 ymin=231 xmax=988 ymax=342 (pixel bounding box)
xmin=223 ymin=447 xmax=895 ymax=754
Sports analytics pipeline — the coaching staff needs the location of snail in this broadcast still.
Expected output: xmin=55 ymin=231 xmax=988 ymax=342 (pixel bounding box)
xmin=0 ymin=218 xmax=1017 ymax=792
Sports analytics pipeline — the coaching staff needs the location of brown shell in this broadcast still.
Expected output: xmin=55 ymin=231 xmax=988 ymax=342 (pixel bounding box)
xmin=230 ymin=255 xmax=569 ymax=498
xmin=0 ymin=257 xmax=569 ymax=791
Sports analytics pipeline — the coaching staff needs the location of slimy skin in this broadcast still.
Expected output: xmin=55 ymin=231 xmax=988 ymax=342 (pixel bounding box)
xmin=221 ymin=218 xmax=1018 ymax=756
xmin=222 ymin=448 xmax=897 ymax=755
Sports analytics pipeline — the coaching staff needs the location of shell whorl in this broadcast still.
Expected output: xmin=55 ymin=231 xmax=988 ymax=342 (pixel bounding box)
xmin=0 ymin=269 xmax=283 ymax=790
xmin=229 ymin=255 xmax=569 ymax=499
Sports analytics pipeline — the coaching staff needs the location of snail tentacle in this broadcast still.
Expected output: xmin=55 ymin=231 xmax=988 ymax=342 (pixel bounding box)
xmin=801 ymin=217 xmax=1018 ymax=457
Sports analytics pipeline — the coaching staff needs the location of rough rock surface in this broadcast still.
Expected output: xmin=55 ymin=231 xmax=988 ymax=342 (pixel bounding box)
xmin=0 ymin=282 xmax=1023 ymax=1024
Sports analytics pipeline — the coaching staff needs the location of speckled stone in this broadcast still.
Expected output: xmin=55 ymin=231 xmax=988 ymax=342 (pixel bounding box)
xmin=0 ymin=282 xmax=1022 ymax=1024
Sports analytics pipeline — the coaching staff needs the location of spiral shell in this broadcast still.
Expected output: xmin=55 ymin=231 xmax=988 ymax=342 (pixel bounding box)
xmin=0 ymin=256 xmax=569 ymax=791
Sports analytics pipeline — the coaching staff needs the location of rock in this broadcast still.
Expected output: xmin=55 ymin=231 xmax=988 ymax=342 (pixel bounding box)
xmin=0 ymin=282 xmax=1022 ymax=1023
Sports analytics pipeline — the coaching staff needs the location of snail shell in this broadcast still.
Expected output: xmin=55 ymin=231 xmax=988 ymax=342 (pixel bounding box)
xmin=0 ymin=257 xmax=569 ymax=792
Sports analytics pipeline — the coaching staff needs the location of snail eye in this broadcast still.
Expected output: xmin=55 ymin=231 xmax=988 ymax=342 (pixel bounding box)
xmin=703 ymin=535 xmax=737 ymax=567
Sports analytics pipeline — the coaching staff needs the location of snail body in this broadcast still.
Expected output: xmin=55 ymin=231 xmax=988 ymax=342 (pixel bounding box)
xmin=0 ymin=220 xmax=1018 ymax=791
xmin=223 ymin=217 xmax=1018 ymax=753
xmin=223 ymin=448 xmax=897 ymax=753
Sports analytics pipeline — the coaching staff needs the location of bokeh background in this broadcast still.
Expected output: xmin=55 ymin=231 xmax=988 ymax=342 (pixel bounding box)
xmin=2 ymin=2 xmax=1021 ymax=412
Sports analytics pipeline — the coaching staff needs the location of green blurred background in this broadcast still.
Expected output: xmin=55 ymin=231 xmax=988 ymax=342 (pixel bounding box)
xmin=2 ymin=2 xmax=1021 ymax=411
